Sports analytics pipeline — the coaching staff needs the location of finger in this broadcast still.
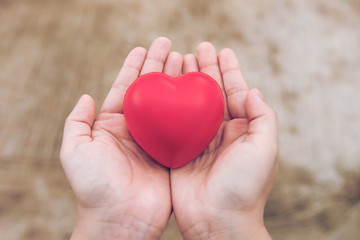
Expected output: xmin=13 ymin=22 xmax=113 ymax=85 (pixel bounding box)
xmin=100 ymin=47 xmax=147 ymax=114
xmin=163 ymin=51 xmax=183 ymax=77
xmin=140 ymin=37 xmax=172 ymax=75
xmin=182 ymin=54 xmax=199 ymax=73
xmin=62 ymin=94 xmax=95 ymax=151
xmin=197 ymin=42 xmax=223 ymax=89
xmin=218 ymin=48 xmax=249 ymax=119
xmin=197 ymin=42 xmax=229 ymax=119
xmin=245 ymin=89 xmax=278 ymax=156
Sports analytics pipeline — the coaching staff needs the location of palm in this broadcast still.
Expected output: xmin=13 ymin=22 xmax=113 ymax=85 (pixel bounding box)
xmin=171 ymin=120 xmax=253 ymax=218
xmin=67 ymin=112 xmax=168 ymax=209
xmin=172 ymin=118 xmax=262 ymax=201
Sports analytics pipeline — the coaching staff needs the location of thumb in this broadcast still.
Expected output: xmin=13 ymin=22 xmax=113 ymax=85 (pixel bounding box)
xmin=61 ymin=94 xmax=95 ymax=153
xmin=246 ymin=89 xmax=278 ymax=154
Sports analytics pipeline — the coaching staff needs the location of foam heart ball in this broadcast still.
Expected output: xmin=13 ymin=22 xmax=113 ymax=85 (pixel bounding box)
xmin=123 ymin=72 xmax=224 ymax=168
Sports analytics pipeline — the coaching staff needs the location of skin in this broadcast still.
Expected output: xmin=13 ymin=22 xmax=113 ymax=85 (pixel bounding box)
xmin=171 ymin=43 xmax=278 ymax=240
xmin=60 ymin=37 xmax=182 ymax=240
xmin=60 ymin=37 xmax=278 ymax=240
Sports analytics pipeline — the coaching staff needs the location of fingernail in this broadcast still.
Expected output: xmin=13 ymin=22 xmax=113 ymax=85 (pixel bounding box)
xmin=254 ymin=89 xmax=264 ymax=101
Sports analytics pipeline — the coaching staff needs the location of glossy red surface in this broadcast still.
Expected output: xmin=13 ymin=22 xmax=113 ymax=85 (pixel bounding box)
xmin=124 ymin=72 xmax=224 ymax=168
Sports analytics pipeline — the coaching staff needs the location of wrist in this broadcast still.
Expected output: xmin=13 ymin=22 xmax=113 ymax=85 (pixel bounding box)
xmin=71 ymin=207 xmax=163 ymax=240
xmin=179 ymin=209 xmax=271 ymax=240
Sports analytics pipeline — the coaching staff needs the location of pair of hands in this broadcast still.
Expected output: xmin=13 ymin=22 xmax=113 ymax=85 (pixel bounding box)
xmin=60 ymin=37 xmax=278 ymax=240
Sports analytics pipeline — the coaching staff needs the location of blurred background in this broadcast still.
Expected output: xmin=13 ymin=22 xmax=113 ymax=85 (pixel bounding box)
xmin=0 ymin=0 xmax=359 ymax=239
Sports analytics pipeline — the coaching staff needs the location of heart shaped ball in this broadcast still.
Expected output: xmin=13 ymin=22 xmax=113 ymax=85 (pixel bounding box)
xmin=123 ymin=72 xmax=224 ymax=168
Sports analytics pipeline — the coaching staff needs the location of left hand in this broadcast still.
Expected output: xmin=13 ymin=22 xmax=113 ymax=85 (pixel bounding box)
xmin=60 ymin=37 xmax=182 ymax=240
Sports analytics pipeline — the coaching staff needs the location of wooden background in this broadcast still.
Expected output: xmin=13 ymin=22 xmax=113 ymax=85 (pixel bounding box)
xmin=0 ymin=0 xmax=359 ymax=239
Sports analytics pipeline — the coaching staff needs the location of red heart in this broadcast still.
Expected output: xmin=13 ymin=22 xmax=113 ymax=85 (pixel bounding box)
xmin=123 ymin=72 xmax=224 ymax=168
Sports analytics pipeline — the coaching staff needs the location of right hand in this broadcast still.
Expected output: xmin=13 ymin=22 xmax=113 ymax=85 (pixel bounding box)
xmin=171 ymin=42 xmax=278 ymax=240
